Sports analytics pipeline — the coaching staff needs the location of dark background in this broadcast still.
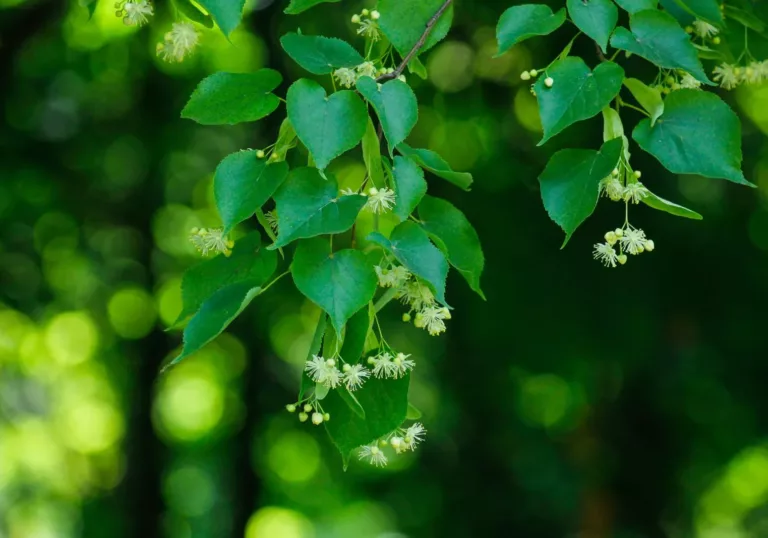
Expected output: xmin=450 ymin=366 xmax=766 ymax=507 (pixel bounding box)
xmin=2 ymin=0 xmax=768 ymax=536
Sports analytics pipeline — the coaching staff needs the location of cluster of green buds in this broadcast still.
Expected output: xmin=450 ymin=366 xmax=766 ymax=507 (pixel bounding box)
xmin=286 ymin=402 xmax=330 ymax=426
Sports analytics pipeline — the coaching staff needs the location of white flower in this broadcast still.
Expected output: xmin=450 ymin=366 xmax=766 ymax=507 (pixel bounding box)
xmin=121 ymin=0 xmax=153 ymax=26
xmin=304 ymin=355 xmax=342 ymax=388
xmin=414 ymin=306 xmax=450 ymax=336
xmin=693 ymin=20 xmax=719 ymax=39
xmin=678 ymin=72 xmax=702 ymax=89
xmin=744 ymin=62 xmax=764 ymax=85
xmin=623 ymin=182 xmax=649 ymax=204
xmin=157 ymin=22 xmax=200 ymax=63
xmin=358 ymin=444 xmax=387 ymax=466
xmin=189 ymin=227 xmax=234 ymax=257
xmin=620 ymin=228 xmax=647 ymax=255
xmin=356 ymin=61 xmax=378 ymax=79
xmin=365 ymin=187 xmax=396 ymax=214
xmin=401 ymin=422 xmax=426 ymax=451
xmin=398 ymin=281 xmax=435 ymax=311
xmin=333 ymin=67 xmax=358 ymax=88
xmin=311 ymin=412 xmax=324 ymax=425
xmin=599 ymin=176 xmax=625 ymax=202
xmin=342 ymin=363 xmax=370 ymax=391
xmin=368 ymin=352 xmax=397 ymax=379
xmin=375 ymin=265 xmax=411 ymax=288
xmin=390 ymin=436 xmax=405 ymax=453
xmin=356 ymin=19 xmax=381 ymax=41
xmin=264 ymin=210 xmax=278 ymax=233
xmin=593 ymin=242 xmax=618 ymax=267
xmin=713 ymin=63 xmax=740 ymax=90
xmin=392 ymin=352 xmax=415 ymax=378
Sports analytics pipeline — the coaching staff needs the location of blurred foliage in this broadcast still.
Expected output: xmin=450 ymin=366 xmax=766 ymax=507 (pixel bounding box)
xmin=2 ymin=0 xmax=768 ymax=537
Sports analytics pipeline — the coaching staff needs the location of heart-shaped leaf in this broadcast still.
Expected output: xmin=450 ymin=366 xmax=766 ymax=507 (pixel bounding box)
xmin=538 ymin=138 xmax=623 ymax=246
xmin=378 ymin=0 xmax=453 ymax=57
xmin=397 ymin=143 xmax=473 ymax=190
xmin=214 ymin=151 xmax=289 ymax=233
xmin=270 ymin=167 xmax=367 ymax=249
xmin=610 ymin=10 xmax=712 ymax=84
xmin=196 ymin=0 xmax=245 ymax=36
xmin=176 ymin=232 xmax=277 ymax=324
xmin=418 ymin=195 xmax=485 ymax=299
xmin=182 ymin=70 xmax=282 ymax=125
xmin=362 ymin=118 xmax=386 ymax=188
xmin=642 ymin=190 xmax=703 ymax=220
xmin=496 ymin=5 xmax=566 ymax=55
xmin=535 ymin=58 xmax=624 ymax=145
xmin=614 ymin=0 xmax=658 ymax=14
xmin=356 ymin=77 xmax=418 ymax=155
xmin=367 ymin=221 xmax=449 ymax=306
xmin=392 ymin=155 xmax=427 ymax=221
xmin=632 ymin=90 xmax=753 ymax=186
xmin=623 ymin=78 xmax=664 ymax=126
xmin=280 ymin=32 xmax=363 ymax=75
xmin=284 ymin=0 xmax=339 ymax=14
xmin=286 ymin=79 xmax=368 ymax=170
xmin=291 ymin=237 xmax=377 ymax=335
xmin=567 ymin=0 xmax=618 ymax=53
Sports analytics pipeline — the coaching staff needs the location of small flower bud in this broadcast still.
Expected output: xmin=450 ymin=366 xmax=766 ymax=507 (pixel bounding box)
xmin=634 ymin=170 xmax=642 ymax=179
xmin=644 ymin=239 xmax=655 ymax=252
xmin=351 ymin=14 xmax=361 ymax=23
xmin=605 ymin=231 xmax=618 ymax=245
xmin=370 ymin=9 xmax=380 ymax=19
xmin=612 ymin=168 xmax=619 ymax=176
xmin=367 ymin=357 xmax=375 ymax=365
xmin=325 ymin=358 xmax=335 ymax=367
xmin=311 ymin=412 xmax=324 ymax=425
xmin=662 ymin=87 xmax=671 ymax=95
xmin=617 ymin=254 xmax=628 ymax=265
xmin=529 ymin=69 xmax=538 ymax=77
xmin=286 ymin=404 xmax=296 ymax=413
xmin=685 ymin=25 xmax=693 ymax=33
xmin=368 ymin=187 xmax=378 ymax=196
xmin=190 ymin=227 xmax=200 ymax=234
xmin=665 ymin=75 xmax=675 ymax=85
xmin=361 ymin=8 xmax=369 ymax=15
xmin=614 ymin=228 xmax=624 ymax=237
xmin=299 ymin=412 xmax=309 ymax=422
xmin=378 ymin=439 xmax=387 ymax=447
xmin=342 ymin=363 xmax=351 ymax=372
xmin=544 ymin=77 xmax=554 ymax=88
xmin=520 ymin=71 xmax=531 ymax=81
xmin=256 ymin=149 xmax=265 ymax=159
xmin=390 ymin=436 xmax=403 ymax=450
xmin=713 ymin=37 xmax=721 ymax=45
xmin=269 ymin=152 xmax=279 ymax=161
xmin=303 ymin=403 xmax=313 ymax=413
xmin=402 ymin=313 xmax=411 ymax=323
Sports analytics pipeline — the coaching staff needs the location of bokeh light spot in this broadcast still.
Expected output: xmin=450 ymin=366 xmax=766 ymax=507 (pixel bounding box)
xmin=44 ymin=311 xmax=98 ymax=365
xmin=266 ymin=431 xmax=321 ymax=483
xmin=163 ymin=465 xmax=216 ymax=517
xmin=245 ymin=507 xmax=314 ymax=538
xmin=108 ymin=287 xmax=158 ymax=339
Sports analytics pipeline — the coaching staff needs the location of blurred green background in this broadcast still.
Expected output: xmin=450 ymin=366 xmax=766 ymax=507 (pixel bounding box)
xmin=3 ymin=0 xmax=768 ymax=536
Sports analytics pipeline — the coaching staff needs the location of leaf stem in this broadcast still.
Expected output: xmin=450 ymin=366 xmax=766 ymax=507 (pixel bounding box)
xmin=373 ymin=287 xmax=399 ymax=313
xmin=261 ymin=270 xmax=290 ymax=294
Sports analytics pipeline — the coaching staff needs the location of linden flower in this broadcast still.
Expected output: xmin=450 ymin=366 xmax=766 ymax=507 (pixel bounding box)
xmin=121 ymin=0 xmax=153 ymax=26
xmin=392 ymin=352 xmax=415 ymax=378
xmin=264 ymin=210 xmax=278 ymax=233
xmin=375 ymin=264 xmax=411 ymax=288
xmin=620 ymin=228 xmax=647 ymax=255
xmin=399 ymin=281 xmax=435 ymax=312
xmin=189 ymin=227 xmax=234 ymax=257
xmin=305 ymin=355 xmax=342 ymax=388
xmin=157 ymin=22 xmax=200 ymax=63
xmin=401 ymin=422 xmax=426 ymax=451
xmin=713 ymin=63 xmax=740 ymax=90
xmin=693 ymin=20 xmax=719 ymax=39
xmin=342 ymin=363 xmax=370 ymax=391
xmin=368 ymin=352 xmax=398 ymax=379
xmin=365 ymin=187 xmax=396 ymax=214
xmin=356 ymin=61 xmax=378 ymax=79
xmin=593 ymin=242 xmax=618 ymax=267
xmin=678 ymin=72 xmax=702 ymax=89
xmin=333 ymin=67 xmax=357 ymax=88
xmin=358 ymin=444 xmax=388 ymax=466
xmin=356 ymin=19 xmax=381 ymax=41
xmin=744 ymin=62 xmax=763 ymax=85
xmin=599 ymin=176 xmax=625 ymax=202
xmin=415 ymin=306 xmax=451 ymax=336
xmin=623 ymin=182 xmax=649 ymax=204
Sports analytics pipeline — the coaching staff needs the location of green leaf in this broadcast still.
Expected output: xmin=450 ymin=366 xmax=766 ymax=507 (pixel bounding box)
xmin=672 ymin=0 xmax=723 ymax=26
xmin=196 ymin=0 xmax=245 ymax=37
xmin=724 ymin=5 xmax=765 ymax=33
xmin=280 ymin=32 xmax=363 ymax=75
xmin=284 ymin=0 xmax=339 ymax=14
xmin=406 ymin=403 xmax=422 ymax=420
xmin=167 ymin=282 xmax=261 ymax=369
xmin=408 ymin=57 xmax=428 ymax=79
xmin=172 ymin=0 xmax=215 ymax=27
xmin=356 ymin=77 xmax=418 ymax=155
xmin=273 ymin=118 xmax=298 ymax=163
xmin=270 ymin=167 xmax=367 ymax=249
xmin=538 ymin=138 xmax=623 ymax=246
xmin=291 ymin=238 xmax=377 ymax=335
xmin=642 ymin=191 xmax=703 ymax=219
xmin=496 ymin=5 xmax=566 ymax=55
xmin=535 ymin=58 xmax=624 ymax=145
xmin=623 ymin=78 xmax=664 ymax=126
xmin=214 ymin=151 xmax=289 ymax=233
xmin=176 ymin=232 xmax=277 ymax=324
xmin=79 ymin=0 xmax=98 ymax=18
xmin=632 ymin=90 xmax=752 ymax=187
xmin=323 ymin=374 xmax=410 ymax=465
xmin=397 ymin=143 xmax=473 ymax=191
xmin=609 ymin=10 xmax=712 ymax=84
xmin=367 ymin=221 xmax=449 ymax=306
xmin=602 ymin=107 xmax=631 ymax=161
xmin=340 ymin=306 xmax=371 ymax=364
xmin=567 ymin=0 xmax=618 ymax=53
xmin=392 ymin=156 xmax=427 ymax=222
xmin=182 ymin=70 xmax=282 ymax=125
xmin=286 ymin=79 xmax=368 ymax=170
xmin=418 ymin=195 xmax=485 ymax=299
xmin=362 ymin=118 xmax=386 ymax=188
xmin=378 ymin=0 xmax=453 ymax=57
xmin=614 ymin=0 xmax=658 ymax=14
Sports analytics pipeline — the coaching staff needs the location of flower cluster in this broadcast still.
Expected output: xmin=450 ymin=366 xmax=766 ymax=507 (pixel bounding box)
xmin=304 ymin=354 xmax=381 ymax=391
xmin=687 ymin=20 xmax=720 ymax=42
xmin=333 ymin=61 xmax=381 ymax=88
xmin=365 ymin=187 xmax=396 ymax=214
xmin=367 ymin=352 xmax=415 ymax=379
xmin=351 ymin=8 xmax=381 ymax=41
xmin=599 ymin=169 xmax=649 ymax=204
xmin=653 ymin=70 xmax=702 ymax=94
xmin=189 ymin=227 xmax=234 ymax=257
xmin=156 ymin=22 xmax=200 ymax=63
xmin=286 ymin=402 xmax=330 ymax=426
xmin=115 ymin=0 xmax=153 ymax=26
xmin=357 ymin=422 xmax=426 ymax=467
xmin=712 ymin=61 xmax=768 ymax=90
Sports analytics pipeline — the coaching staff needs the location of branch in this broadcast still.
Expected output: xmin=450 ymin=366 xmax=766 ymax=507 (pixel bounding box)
xmin=375 ymin=0 xmax=453 ymax=83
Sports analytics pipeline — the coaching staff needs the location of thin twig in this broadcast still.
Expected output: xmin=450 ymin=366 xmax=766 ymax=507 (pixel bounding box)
xmin=375 ymin=0 xmax=453 ymax=83
xmin=595 ymin=41 xmax=606 ymax=62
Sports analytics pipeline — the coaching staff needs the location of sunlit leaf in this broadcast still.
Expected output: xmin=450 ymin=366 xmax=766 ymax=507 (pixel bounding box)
xmin=496 ymin=4 xmax=566 ymax=55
